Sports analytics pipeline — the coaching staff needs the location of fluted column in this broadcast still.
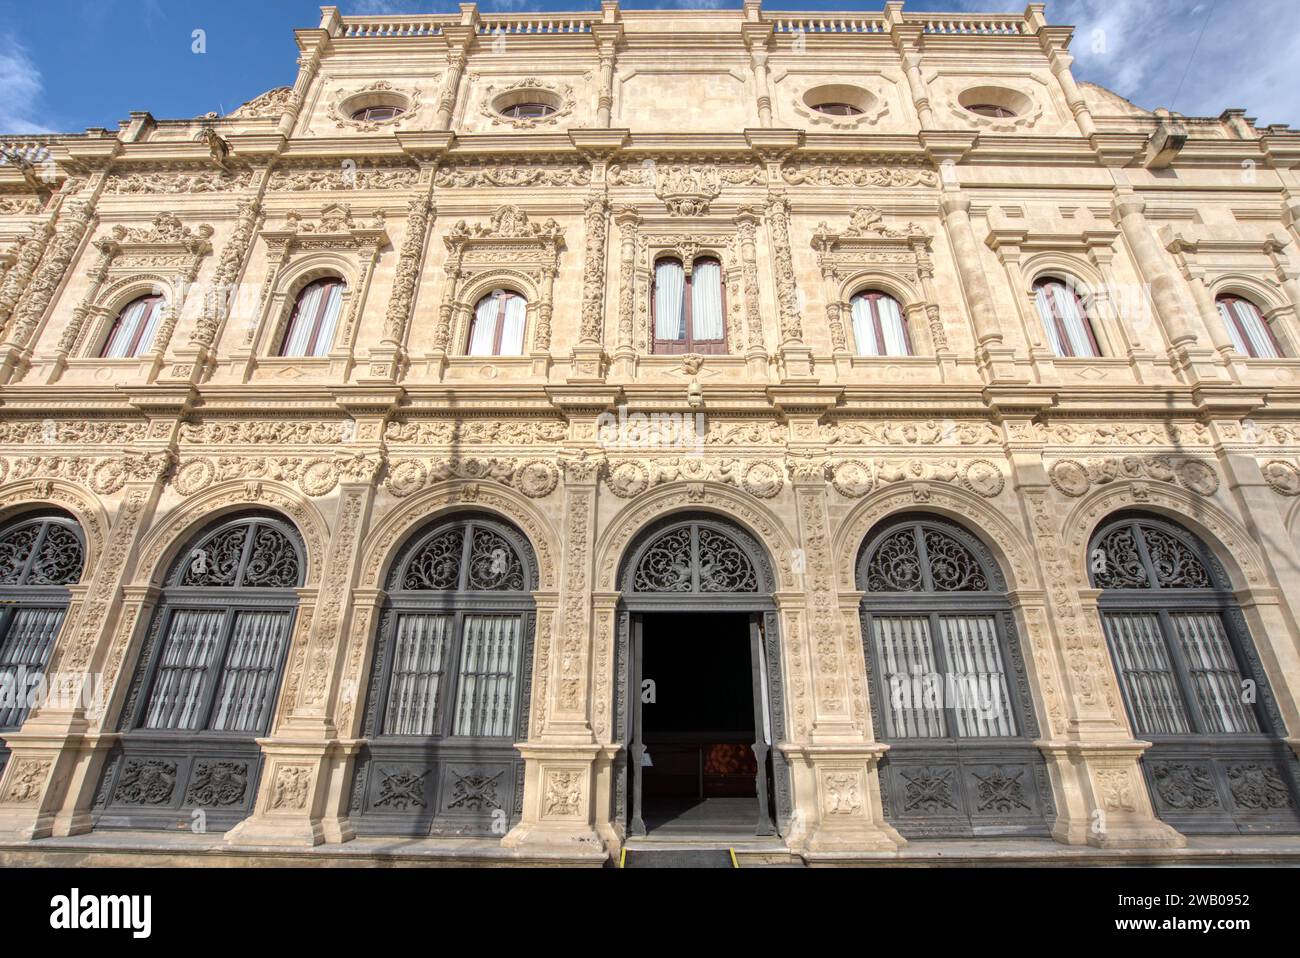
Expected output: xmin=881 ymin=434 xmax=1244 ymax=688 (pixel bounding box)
xmin=434 ymin=8 xmax=481 ymax=131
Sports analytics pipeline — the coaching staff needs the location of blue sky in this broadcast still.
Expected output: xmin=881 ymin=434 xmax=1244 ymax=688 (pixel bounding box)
xmin=0 ymin=0 xmax=1295 ymax=134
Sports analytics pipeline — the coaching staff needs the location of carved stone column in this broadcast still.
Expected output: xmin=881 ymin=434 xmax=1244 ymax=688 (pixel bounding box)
xmin=1112 ymin=190 xmax=1223 ymax=382
xmin=734 ymin=208 xmax=770 ymax=378
xmin=0 ymin=200 xmax=96 ymax=385
xmin=886 ymin=6 xmax=935 ymax=127
xmin=742 ymin=4 xmax=774 ymax=128
xmin=0 ymin=458 xmax=171 ymax=840
xmin=781 ymin=447 xmax=906 ymax=856
xmin=433 ymin=11 xmax=480 ymax=131
xmin=1005 ymin=432 xmax=1185 ymax=848
xmin=592 ymin=2 xmax=623 ymax=128
xmin=279 ymin=8 xmax=334 ymax=137
xmin=572 ymin=191 xmax=611 ymax=382
xmin=611 ymin=206 xmax=639 ymax=378
xmin=364 ymin=194 xmax=434 ymax=382
xmin=225 ymin=459 xmax=382 ymax=847
xmin=502 ymin=445 xmax=605 ymax=852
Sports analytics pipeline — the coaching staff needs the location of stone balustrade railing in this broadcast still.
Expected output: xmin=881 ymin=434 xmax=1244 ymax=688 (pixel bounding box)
xmin=337 ymin=17 xmax=454 ymax=38
xmin=913 ymin=15 xmax=1030 ymax=35
xmin=478 ymin=15 xmax=594 ymax=35
xmin=769 ymin=16 xmax=887 ymax=34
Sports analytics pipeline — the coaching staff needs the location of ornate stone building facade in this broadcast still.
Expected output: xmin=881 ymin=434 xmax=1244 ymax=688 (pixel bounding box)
xmin=0 ymin=2 xmax=1298 ymax=865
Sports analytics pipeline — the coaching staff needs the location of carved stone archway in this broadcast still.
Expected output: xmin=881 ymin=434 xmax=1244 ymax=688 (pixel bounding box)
xmin=610 ymin=510 xmax=794 ymax=840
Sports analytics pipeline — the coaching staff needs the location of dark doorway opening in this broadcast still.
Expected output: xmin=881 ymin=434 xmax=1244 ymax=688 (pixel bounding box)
xmin=631 ymin=612 xmax=774 ymax=837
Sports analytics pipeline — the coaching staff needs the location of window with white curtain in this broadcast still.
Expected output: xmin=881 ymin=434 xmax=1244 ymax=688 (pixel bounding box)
xmin=279 ymin=277 xmax=345 ymax=357
xmin=1216 ymin=294 xmax=1282 ymax=359
xmin=467 ymin=290 xmax=527 ymax=357
xmin=1090 ymin=516 xmax=1262 ymax=737
xmin=1033 ymin=277 xmax=1100 ymax=358
xmin=653 ymin=256 xmax=726 ymax=354
xmin=100 ymin=294 xmax=166 ymax=358
xmin=373 ymin=518 xmax=533 ymax=740
xmin=134 ymin=516 xmax=303 ymax=734
xmin=0 ymin=514 xmax=85 ymax=731
xmin=849 ymin=291 xmax=912 ymax=356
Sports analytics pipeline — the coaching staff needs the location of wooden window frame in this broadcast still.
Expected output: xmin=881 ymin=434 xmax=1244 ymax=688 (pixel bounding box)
xmin=967 ymin=103 xmax=1017 ymax=118
xmin=1034 ymin=276 xmax=1101 ymax=359
xmin=652 ymin=256 xmax=727 ymax=355
xmin=1216 ymin=294 xmax=1283 ymax=359
xmin=850 ymin=290 xmax=914 ymax=357
xmin=100 ymin=294 xmax=165 ymax=359
xmin=279 ymin=277 xmax=344 ymax=358
xmin=467 ymin=289 xmax=527 ymax=357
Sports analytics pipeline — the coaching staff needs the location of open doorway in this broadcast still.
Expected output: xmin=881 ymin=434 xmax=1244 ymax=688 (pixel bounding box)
xmin=630 ymin=612 xmax=774 ymax=837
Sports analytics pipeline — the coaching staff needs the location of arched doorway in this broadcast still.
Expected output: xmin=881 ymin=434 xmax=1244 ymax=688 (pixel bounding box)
xmin=0 ymin=512 xmax=86 ymax=774
xmin=349 ymin=514 xmax=538 ymax=836
xmin=1089 ymin=512 xmax=1300 ymax=833
xmin=96 ymin=512 xmax=305 ymax=831
xmin=613 ymin=514 xmax=792 ymax=839
xmin=857 ymin=514 xmax=1054 ymax=838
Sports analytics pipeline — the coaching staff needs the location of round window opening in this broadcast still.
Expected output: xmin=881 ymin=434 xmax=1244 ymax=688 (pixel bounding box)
xmin=957 ymin=86 xmax=1032 ymax=121
xmin=492 ymin=89 xmax=563 ymax=122
xmin=812 ymin=102 xmax=864 ymax=117
xmin=801 ymin=84 xmax=877 ymax=122
xmin=503 ymin=102 xmax=555 ymax=119
xmin=351 ymin=105 xmax=405 ymax=122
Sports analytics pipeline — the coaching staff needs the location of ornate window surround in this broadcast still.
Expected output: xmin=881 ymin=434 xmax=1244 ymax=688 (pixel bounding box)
xmin=1087 ymin=512 xmax=1300 ymax=833
xmin=1162 ymin=226 xmax=1300 ymax=365
xmin=49 ymin=212 xmax=213 ymax=386
xmin=984 ymin=221 xmax=1134 ymax=376
xmin=811 ymin=207 xmax=942 ymax=368
xmin=235 ymin=203 xmax=387 ymax=382
xmin=1025 ymin=265 xmax=1111 ymax=358
xmin=430 ymin=205 xmax=564 ymax=379
xmin=634 ymin=228 xmax=744 ymax=359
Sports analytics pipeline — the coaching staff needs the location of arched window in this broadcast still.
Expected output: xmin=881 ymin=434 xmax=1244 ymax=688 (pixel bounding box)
xmin=97 ymin=514 xmax=304 ymax=830
xmin=0 ymin=513 xmax=85 ymax=732
xmin=850 ymin=290 xmax=912 ymax=356
xmin=1089 ymin=514 xmax=1299 ymax=832
xmin=652 ymin=256 xmax=726 ymax=354
xmin=279 ymin=277 xmax=344 ymax=357
xmin=1216 ymin=294 xmax=1281 ymax=359
xmin=857 ymin=515 xmax=1052 ymax=837
xmin=1033 ymin=276 xmax=1100 ymax=358
xmin=468 ymin=289 xmax=527 ymax=357
xmin=101 ymin=294 xmax=165 ymax=358
xmin=351 ymin=516 xmax=537 ymax=835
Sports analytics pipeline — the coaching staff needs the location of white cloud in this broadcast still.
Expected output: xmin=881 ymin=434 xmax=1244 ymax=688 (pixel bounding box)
xmin=1037 ymin=0 xmax=1299 ymax=126
xmin=0 ymin=33 xmax=49 ymax=134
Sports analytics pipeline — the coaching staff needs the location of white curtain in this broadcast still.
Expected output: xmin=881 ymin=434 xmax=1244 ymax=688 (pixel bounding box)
xmin=1050 ymin=283 xmax=1097 ymax=357
xmin=499 ymin=294 xmax=527 ymax=356
xmin=1221 ymin=299 xmax=1278 ymax=358
xmin=209 ymin=610 xmax=291 ymax=733
xmin=144 ymin=609 xmax=224 ymax=730
xmin=877 ymin=295 xmax=910 ymax=356
xmin=691 ymin=260 xmax=724 ymax=340
xmin=1034 ymin=285 xmax=1064 ymax=356
xmin=468 ymin=295 xmax=500 ymax=356
xmin=851 ymin=295 xmax=880 ymax=355
xmin=939 ymin=615 xmax=1015 ymax=737
xmin=282 ymin=282 xmax=325 ymax=356
xmin=872 ymin=616 xmax=945 ymax=737
xmin=654 ymin=260 xmax=686 ymax=340
xmin=103 ymin=298 xmax=158 ymax=358
xmin=1101 ymin=612 xmax=1191 ymax=736
xmin=311 ymin=282 xmax=343 ymax=356
xmin=0 ymin=607 xmax=64 ymax=728
xmin=384 ymin=613 xmax=452 ymax=735
xmin=1170 ymin=612 xmax=1259 ymax=734
xmin=453 ymin=614 xmax=520 ymax=737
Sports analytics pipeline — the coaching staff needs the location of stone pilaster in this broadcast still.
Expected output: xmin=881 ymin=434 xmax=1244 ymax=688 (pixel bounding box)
xmin=0 ymin=460 xmax=171 ymax=840
xmin=225 ymin=459 xmax=381 ymax=847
